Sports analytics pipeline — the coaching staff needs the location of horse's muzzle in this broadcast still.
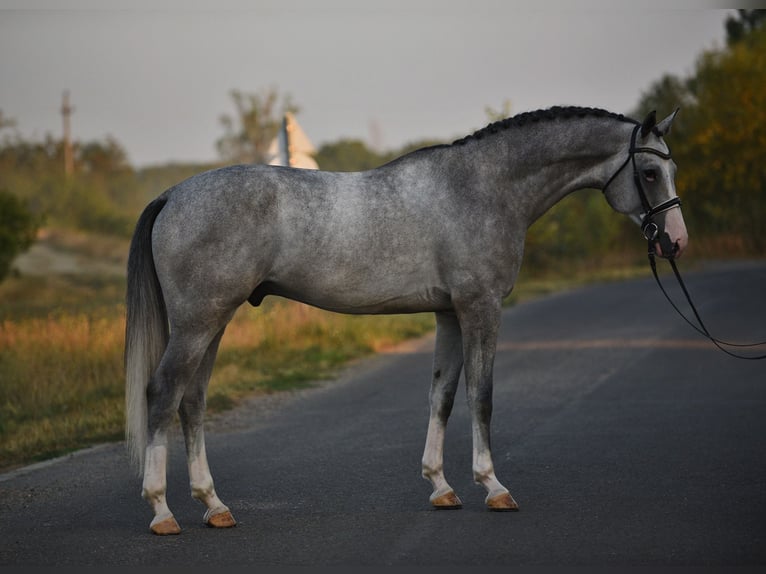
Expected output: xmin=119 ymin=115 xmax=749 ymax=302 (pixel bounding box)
xmin=655 ymin=232 xmax=680 ymax=259
xmin=653 ymin=207 xmax=688 ymax=259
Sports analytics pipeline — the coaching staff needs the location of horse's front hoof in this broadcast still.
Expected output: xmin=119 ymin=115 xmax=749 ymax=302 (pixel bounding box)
xmin=430 ymin=489 xmax=463 ymax=509
xmin=205 ymin=508 xmax=237 ymax=529
xmin=486 ymin=491 xmax=519 ymax=512
xmin=150 ymin=515 xmax=182 ymax=535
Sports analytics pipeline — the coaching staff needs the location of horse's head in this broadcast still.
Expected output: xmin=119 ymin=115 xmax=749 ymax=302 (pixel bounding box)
xmin=603 ymin=109 xmax=688 ymax=258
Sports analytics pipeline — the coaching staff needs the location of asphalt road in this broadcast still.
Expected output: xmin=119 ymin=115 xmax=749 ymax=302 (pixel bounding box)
xmin=1 ymin=260 xmax=765 ymax=566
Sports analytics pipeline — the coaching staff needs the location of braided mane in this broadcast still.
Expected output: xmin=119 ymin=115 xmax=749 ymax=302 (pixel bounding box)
xmin=452 ymin=106 xmax=637 ymax=146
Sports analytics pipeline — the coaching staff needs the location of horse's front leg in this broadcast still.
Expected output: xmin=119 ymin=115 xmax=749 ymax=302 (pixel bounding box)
xmin=422 ymin=311 xmax=464 ymax=508
xmin=457 ymin=297 xmax=519 ymax=512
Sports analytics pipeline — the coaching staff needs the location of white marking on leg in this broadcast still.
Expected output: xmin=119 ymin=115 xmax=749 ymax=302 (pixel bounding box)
xmin=188 ymin=443 xmax=228 ymax=516
xmin=422 ymin=416 xmax=452 ymax=498
xmin=472 ymin=444 xmax=508 ymax=500
xmin=142 ymin=442 xmax=174 ymax=524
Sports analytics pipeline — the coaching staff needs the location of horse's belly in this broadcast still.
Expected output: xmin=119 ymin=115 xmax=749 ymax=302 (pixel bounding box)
xmin=268 ymin=280 xmax=452 ymax=315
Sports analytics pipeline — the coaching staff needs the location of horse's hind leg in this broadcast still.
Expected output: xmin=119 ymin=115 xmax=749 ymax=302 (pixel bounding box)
xmin=179 ymin=327 xmax=236 ymax=529
xmin=142 ymin=327 xmax=219 ymax=535
xmin=422 ymin=311 xmax=464 ymax=508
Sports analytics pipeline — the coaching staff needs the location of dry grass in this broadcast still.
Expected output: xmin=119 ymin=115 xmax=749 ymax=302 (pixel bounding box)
xmin=0 ymin=291 xmax=434 ymax=471
xmin=207 ymin=301 xmax=434 ymax=410
xmin=0 ymin=314 xmax=126 ymax=468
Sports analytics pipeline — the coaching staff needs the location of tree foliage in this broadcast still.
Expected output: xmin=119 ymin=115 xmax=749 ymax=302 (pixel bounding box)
xmin=314 ymin=139 xmax=384 ymax=172
xmin=634 ymin=21 xmax=766 ymax=254
xmin=0 ymin=115 xmax=139 ymax=237
xmin=314 ymin=138 xmax=447 ymax=172
xmin=0 ymin=189 xmax=39 ymax=281
xmin=725 ymin=9 xmax=766 ymax=45
xmin=216 ymin=88 xmax=299 ymax=164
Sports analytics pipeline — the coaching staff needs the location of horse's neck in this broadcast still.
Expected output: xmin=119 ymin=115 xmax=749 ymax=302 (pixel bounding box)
xmin=479 ymin=119 xmax=632 ymax=225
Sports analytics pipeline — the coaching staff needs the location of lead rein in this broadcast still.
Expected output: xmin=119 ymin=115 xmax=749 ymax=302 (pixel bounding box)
xmin=647 ymin=242 xmax=766 ymax=360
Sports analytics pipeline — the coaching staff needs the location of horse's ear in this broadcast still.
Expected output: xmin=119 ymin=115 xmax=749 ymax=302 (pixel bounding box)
xmin=655 ymin=108 xmax=680 ymax=137
xmin=640 ymin=110 xmax=657 ymax=138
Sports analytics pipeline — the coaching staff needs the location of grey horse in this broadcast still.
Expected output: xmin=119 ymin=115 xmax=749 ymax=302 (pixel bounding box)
xmin=125 ymin=106 xmax=686 ymax=534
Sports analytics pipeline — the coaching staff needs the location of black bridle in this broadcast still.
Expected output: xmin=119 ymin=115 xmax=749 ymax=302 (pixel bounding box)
xmin=605 ymin=123 xmax=766 ymax=360
xmin=603 ymin=123 xmax=682 ymax=245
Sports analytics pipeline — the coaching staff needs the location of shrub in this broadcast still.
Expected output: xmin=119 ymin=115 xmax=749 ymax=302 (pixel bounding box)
xmin=0 ymin=188 xmax=39 ymax=281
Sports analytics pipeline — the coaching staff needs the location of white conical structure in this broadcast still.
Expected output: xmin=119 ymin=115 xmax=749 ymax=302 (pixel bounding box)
xmin=266 ymin=112 xmax=319 ymax=169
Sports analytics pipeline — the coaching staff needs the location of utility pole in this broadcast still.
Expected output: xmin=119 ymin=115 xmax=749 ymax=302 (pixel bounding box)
xmin=61 ymin=90 xmax=74 ymax=177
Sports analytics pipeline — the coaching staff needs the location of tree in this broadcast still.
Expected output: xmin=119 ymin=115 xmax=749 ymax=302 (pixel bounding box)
xmin=216 ymin=88 xmax=299 ymax=164
xmin=0 ymin=129 xmax=139 ymax=237
xmin=0 ymin=189 xmax=39 ymax=281
xmin=633 ymin=74 xmax=694 ymax=136
xmin=633 ymin=21 xmax=766 ymax=254
xmin=314 ymin=139 xmax=384 ymax=172
xmin=391 ymin=139 xmax=447 ymax=158
xmin=725 ymin=9 xmax=766 ymax=45
xmin=78 ymin=137 xmax=131 ymax=174
xmin=680 ymin=27 xmax=766 ymax=252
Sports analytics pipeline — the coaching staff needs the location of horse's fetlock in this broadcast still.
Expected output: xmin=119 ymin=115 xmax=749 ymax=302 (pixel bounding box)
xmin=142 ymin=486 xmax=164 ymax=505
xmin=421 ymin=461 xmax=442 ymax=480
xmin=472 ymin=466 xmax=495 ymax=485
xmin=191 ymin=483 xmax=215 ymax=502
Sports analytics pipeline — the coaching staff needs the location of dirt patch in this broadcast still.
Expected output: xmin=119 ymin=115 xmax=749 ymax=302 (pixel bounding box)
xmin=13 ymin=236 xmax=126 ymax=277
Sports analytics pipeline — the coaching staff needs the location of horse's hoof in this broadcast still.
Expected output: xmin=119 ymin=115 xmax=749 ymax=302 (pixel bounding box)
xmin=486 ymin=491 xmax=519 ymax=512
xmin=205 ymin=509 xmax=237 ymax=529
xmin=430 ymin=490 xmax=463 ymax=509
xmin=150 ymin=515 xmax=181 ymax=535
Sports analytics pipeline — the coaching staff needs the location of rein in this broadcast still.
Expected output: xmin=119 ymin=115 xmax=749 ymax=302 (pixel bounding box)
xmin=648 ymin=247 xmax=766 ymax=360
xmin=605 ymin=124 xmax=766 ymax=360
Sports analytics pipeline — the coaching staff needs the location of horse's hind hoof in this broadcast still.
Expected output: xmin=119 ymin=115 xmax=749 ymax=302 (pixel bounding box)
xmin=486 ymin=491 xmax=519 ymax=512
xmin=150 ymin=515 xmax=182 ymax=535
xmin=430 ymin=489 xmax=463 ymax=509
xmin=205 ymin=508 xmax=237 ymax=529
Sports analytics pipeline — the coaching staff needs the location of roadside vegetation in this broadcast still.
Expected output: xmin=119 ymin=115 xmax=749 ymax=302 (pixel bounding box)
xmin=0 ymin=12 xmax=763 ymax=471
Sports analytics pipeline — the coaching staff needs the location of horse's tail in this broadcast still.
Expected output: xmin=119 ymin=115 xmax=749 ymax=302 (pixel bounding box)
xmin=125 ymin=196 xmax=169 ymax=474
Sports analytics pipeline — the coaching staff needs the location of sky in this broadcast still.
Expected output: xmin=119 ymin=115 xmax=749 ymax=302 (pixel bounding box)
xmin=0 ymin=1 xmax=733 ymax=167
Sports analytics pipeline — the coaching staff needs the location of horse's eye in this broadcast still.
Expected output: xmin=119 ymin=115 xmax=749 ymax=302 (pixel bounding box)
xmin=643 ymin=169 xmax=657 ymax=182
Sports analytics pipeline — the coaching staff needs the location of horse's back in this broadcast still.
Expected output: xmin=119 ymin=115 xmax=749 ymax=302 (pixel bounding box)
xmin=150 ymin=162 xmax=457 ymax=315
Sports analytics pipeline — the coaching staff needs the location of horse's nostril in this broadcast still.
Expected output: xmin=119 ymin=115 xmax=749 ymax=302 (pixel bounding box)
xmin=658 ymin=232 xmax=675 ymax=257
